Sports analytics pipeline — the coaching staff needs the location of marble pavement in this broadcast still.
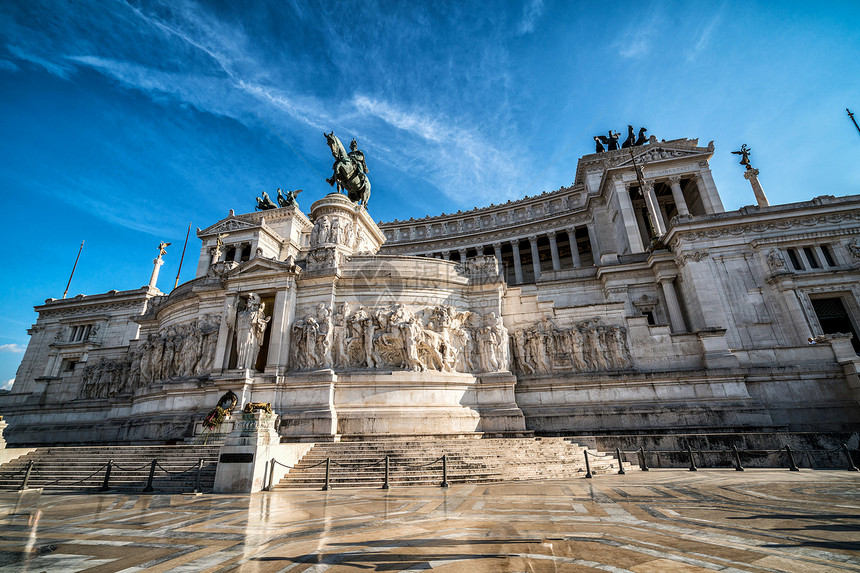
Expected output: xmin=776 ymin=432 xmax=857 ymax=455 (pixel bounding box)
xmin=0 ymin=470 xmax=858 ymax=572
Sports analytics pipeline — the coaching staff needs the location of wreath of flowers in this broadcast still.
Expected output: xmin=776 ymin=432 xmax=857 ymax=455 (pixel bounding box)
xmin=202 ymin=405 xmax=227 ymax=430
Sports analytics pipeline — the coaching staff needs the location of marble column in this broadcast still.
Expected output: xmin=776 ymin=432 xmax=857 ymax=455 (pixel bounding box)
xmin=492 ymin=242 xmax=503 ymax=267
xmin=566 ymin=228 xmax=581 ymax=268
xmin=442 ymin=250 xmax=451 ymax=260
xmin=149 ymin=257 xmax=164 ymax=290
xmin=743 ymin=168 xmax=769 ymax=208
xmin=233 ymin=244 xmax=244 ymax=263
xmin=668 ymin=176 xmax=690 ymax=216
xmin=458 ymin=248 xmax=468 ymax=262
xmin=643 ymin=181 xmax=666 ymax=236
xmin=528 ymin=235 xmax=541 ymax=281
xmin=659 ymin=277 xmax=687 ymax=333
xmin=510 ymin=240 xmax=524 ymax=284
xmin=613 ymin=176 xmax=645 ymax=253
xmin=547 ymin=231 xmax=561 ymax=271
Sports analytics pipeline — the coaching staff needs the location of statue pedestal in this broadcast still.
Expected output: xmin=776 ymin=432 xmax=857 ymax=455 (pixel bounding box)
xmin=213 ymin=410 xmax=312 ymax=493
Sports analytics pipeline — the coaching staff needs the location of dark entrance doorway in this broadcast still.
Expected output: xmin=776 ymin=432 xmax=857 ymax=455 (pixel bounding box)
xmin=811 ymin=297 xmax=860 ymax=353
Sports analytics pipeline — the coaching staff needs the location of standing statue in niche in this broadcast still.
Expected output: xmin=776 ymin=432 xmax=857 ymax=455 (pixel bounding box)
xmin=324 ymin=131 xmax=371 ymax=206
xmin=235 ymin=293 xmax=271 ymax=370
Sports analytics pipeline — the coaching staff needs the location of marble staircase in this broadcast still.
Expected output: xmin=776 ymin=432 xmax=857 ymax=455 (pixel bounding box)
xmin=0 ymin=445 xmax=221 ymax=493
xmin=275 ymin=437 xmax=632 ymax=488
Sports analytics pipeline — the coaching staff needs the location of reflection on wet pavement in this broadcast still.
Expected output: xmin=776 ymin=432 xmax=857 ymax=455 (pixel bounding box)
xmin=0 ymin=469 xmax=858 ymax=571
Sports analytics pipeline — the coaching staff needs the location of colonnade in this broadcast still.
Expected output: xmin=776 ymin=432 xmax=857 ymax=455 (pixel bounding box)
xmin=425 ymin=224 xmax=599 ymax=285
xmin=613 ymin=172 xmax=722 ymax=255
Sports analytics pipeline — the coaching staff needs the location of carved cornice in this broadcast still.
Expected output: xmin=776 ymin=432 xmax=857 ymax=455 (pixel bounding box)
xmin=671 ymin=212 xmax=860 ymax=248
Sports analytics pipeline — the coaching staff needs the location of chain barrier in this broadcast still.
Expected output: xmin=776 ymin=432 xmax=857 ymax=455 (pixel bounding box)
xmin=25 ymin=462 xmax=110 ymax=489
xmin=111 ymin=461 xmax=158 ymax=473
xmin=154 ymin=460 xmax=205 ymax=476
xmin=266 ymin=453 xmax=452 ymax=491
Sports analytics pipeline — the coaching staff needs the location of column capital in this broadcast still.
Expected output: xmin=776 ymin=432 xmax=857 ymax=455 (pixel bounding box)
xmin=668 ymin=175 xmax=683 ymax=184
xmin=509 ymin=239 xmax=521 ymax=247
xmin=547 ymin=230 xmax=557 ymax=239
xmin=527 ymin=235 xmax=538 ymax=242
xmin=492 ymin=242 xmax=502 ymax=249
xmin=642 ymin=179 xmax=655 ymax=192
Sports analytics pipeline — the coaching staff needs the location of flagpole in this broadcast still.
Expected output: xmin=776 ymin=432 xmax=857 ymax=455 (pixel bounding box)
xmin=848 ymin=109 xmax=860 ymax=139
xmin=62 ymin=240 xmax=85 ymax=299
xmin=174 ymin=222 xmax=192 ymax=290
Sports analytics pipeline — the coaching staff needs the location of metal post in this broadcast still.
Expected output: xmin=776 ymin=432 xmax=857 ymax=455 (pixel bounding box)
xmin=441 ymin=454 xmax=450 ymax=488
xmin=382 ymin=455 xmax=390 ymax=489
xmin=785 ymin=446 xmax=800 ymax=472
xmin=583 ymin=450 xmax=593 ymax=479
xmin=143 ymin=459 xmax=157 ymax=492
xmin=267 ymin=458 xmax=276 ymax=491
xmin=322 ymin=457 xmax=331 ymax=491
xmin=194 ymin=459 xmax=203 ymax=493
xmin=842 ymin=444 xmax=859 ymax=472
xmin=732 ymin=445 xmax=744 ymax=471
xmin=100 ymin=460 xmax=113 ymax=492
xmin=638 ymin=447 xmax=649 ymax=471
xmin=615 ymin=448 xmax=626 ymax=475
xmin=19 ymin=461 xmax=34 ymax=490
xmin=687 ymin=445 xmax=698 ymax=472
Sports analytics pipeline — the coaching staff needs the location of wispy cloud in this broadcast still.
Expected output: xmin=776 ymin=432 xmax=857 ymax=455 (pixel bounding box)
xmin=0 ymin=344 xmax=25 ymax=353
xmin=687 ymin=12 xmax=723 ymax=62
xmin=615 ymin=7 xmax=662 ymax=59
xmin=518 ymin=0 xmax=545 ymax=35
xmin=1 ymin=379 xmax=13 ymax=391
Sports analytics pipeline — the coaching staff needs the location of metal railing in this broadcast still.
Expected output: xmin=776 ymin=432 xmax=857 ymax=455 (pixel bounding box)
xmin=618 ymin=444 xmax=860 ymax=473
xmin=266 ymin=454 xmax=451 ymax=491
xmin=2 ymin=458 xmax=209 ymax=493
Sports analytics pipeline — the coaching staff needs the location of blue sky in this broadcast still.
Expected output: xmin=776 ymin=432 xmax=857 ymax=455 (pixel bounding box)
xmin=1 ymin=0 xmax=859 ymax=386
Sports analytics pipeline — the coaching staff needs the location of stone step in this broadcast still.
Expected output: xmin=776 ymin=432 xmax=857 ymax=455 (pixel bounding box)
xmin=272 ymin=438 xmax=633 ymax=489
xmin=0 ymin=445 xmax=220 ymax=493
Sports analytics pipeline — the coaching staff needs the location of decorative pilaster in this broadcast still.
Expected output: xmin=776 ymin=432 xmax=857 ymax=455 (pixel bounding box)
xmin=613 ymin=176 xmax=645 ymax=254
xmin=659 ymin=277 xmax=687 ymax=333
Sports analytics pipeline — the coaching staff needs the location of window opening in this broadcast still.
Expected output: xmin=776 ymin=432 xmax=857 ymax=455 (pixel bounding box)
xmin=820 ymin=244 xmax=836 ymax=267
xmin=786 ymin=249 xmax=803 ymax=271
xmin=811 ymin=297 xmax=860 ymax=353
xmin=803 ymin=247 xmax=819 ymax=269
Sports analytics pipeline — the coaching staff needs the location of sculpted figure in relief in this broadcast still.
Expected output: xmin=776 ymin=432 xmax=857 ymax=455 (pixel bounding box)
xmin=235 ymin=293 xmax=271 ymax=370
xmin=289 ymin=303 xmax=509 ymax=374
xmin=511 ymin=318 xmax=632 ymax=375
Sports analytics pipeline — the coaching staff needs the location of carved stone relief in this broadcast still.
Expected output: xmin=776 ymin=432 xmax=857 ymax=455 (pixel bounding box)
xmin=290 ymin=303 xmax=508 ymax=374
xmin=78 ymin=315 xmax=220 ymax=399
xmin=510 ymin=318 xmax=632 ymax=375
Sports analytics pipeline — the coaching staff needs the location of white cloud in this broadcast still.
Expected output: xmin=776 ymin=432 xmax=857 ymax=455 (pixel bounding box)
xmin=1 ymin=379 xmax=13 ymax=391
xmin=0 ymin=344 xmax=25 ymax=353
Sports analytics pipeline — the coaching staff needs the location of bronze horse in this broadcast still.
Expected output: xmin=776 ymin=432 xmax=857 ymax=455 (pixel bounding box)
xmin=324 ymin=132 xmax=371 ymax=207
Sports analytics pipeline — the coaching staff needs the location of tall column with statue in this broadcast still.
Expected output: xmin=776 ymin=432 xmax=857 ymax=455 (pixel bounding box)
xmin=732 ymin=144 xmax=769 ymax=208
